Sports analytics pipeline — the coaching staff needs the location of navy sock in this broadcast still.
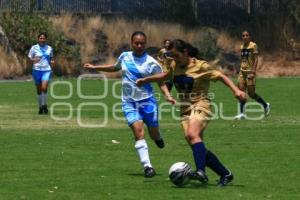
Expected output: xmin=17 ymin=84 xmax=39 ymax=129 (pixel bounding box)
xmin=254 ymin=94 xmax=268 ymax=108
xmin=192 ymin=142 xmax=206 ymax=172
xmin=206 ymin=150 xmax=229 ymax=177
xmin=240 ymin=101 xmax=246 ymax=113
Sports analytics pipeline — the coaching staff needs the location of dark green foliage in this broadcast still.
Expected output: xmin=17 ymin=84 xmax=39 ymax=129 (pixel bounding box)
xmin=0 ymin=12 xmax=81 ymax=74
xmin=193 ymin=28 xmax=219 ymax=61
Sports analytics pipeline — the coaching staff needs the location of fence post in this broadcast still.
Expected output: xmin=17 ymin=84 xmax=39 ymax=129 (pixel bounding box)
xmin=37 ymin=0 xmax=43 ymax=11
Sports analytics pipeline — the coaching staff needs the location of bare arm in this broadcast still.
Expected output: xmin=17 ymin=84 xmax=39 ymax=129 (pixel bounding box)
xmin=136 ymin=72 xmax=169 ymax=87
xmin=83 ymin=63 xmax=120 ymax=72
xmin=158 ymin=82 xmax=176 ymax=104
xmin=219 ymin=73 xmax=246 ymax=102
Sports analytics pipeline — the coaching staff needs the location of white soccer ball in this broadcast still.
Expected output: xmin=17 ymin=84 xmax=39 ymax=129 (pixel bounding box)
xmin=168 ymin=162 xmax=192 ymax=186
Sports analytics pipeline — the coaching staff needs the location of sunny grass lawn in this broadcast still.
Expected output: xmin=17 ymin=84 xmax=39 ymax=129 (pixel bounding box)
xmin=0 ymin=77 xmax=299 ymax=200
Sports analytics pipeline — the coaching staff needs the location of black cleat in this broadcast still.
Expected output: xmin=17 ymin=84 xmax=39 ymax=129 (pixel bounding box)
xmin=188 ymin=169 xmax=208 ymax=184
xmin=217 ymin=171 xmax=234 ymax=187
xmin=43 ymin=105 xmax=48 ymax=114
xmin=144 ymin=166 xmax=156 ymax=178
xmin=154 ymin=138 xmax=165 ymax=149
xmin=38 ymin=107 xmax=43 ymax=115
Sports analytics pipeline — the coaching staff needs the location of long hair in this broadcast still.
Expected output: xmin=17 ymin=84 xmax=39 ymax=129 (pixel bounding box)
xmin=171 ymin=39 xmax=199 ymax=58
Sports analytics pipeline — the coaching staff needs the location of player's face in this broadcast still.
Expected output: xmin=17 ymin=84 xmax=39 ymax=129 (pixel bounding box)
xmin=242 ymin=32 xmax=250 ymax=44
xmin=171 ymin=48 xmax=189 ymax=67
xmin=131 ymin=35 xmax=146 ymax=56
xmin=164 ymin=40 xmax=171 ymax=50
xmin=38 ymin=35 xmax=47 ymax=46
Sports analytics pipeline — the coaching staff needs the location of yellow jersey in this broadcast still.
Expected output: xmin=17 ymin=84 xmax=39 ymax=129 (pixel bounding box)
xmin=172 ymin=58 xmax=222 ymax=115
xmin=157 ymin=48 xmax=174 ymax=80
xmin=240 ymin=41 xmax=258 ymax=72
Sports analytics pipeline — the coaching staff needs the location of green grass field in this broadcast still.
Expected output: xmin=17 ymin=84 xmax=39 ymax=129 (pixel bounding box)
xmin=0 ymin=77 xmax=299 ymax=200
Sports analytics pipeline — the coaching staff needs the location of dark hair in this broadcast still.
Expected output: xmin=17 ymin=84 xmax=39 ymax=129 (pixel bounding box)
xmin=38 ymin=32 xmax=48 ymax=38
xmin=131 ymin=31 xmax=146 ymax=41
xmin=171 ymin=39 xmax=199 ymax=58
xmin=242 ymin=30 xmax=250 ymax=35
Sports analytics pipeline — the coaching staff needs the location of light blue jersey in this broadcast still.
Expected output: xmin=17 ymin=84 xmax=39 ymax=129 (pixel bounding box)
xmin=115 ymin=51 xmax=162 ymax=102
xmin=28 ymin=44 xmax=53 ymax=71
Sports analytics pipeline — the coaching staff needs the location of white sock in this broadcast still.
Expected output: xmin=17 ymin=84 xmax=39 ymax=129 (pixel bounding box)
xmin=41 ymin=92 xmax=47 ymax=106
xmin=38 ymin=95 xmax=42 ymax=107
xmin=134 ymin=139 xmax=152 ymax=168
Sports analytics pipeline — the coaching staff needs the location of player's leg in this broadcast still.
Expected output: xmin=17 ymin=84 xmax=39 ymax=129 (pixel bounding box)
xmin=205 ymin=150 xmax=234 ymax=186
xmin=40 ymin=71 xmax=52 ymax=114
xmin=184 ymin=110 xmax=209 ymax=183
xmin=32 ymin=70 xmax=43 ymax=114
xmin=123 ymin=101 xmax=155 ymax=177
xmin=234 ymin=73 xmax=247 ymax=119
xmin=247 ymin=83 xmax=270 ymax=116
xmin=142 ymin=97 xmax=165 ymax=148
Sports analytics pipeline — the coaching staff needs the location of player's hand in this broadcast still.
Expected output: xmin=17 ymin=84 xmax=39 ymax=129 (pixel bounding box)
xmin=32 ymin=56 xmax=41 ymax=64
xmin=247 ymin=71 xmax=256 ymax=80
xmin=136 ymin=78 xmax=146 ymax=87
xmin=234 ymin=90 xmax=246 ymax=102
xmin=83 ymin=63 xmax=96 ymax=69
xmin=165 ymin=95 xmax=176 ymax=105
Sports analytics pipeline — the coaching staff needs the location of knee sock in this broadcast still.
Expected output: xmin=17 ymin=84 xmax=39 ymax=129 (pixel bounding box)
xmin=135 ymin=139 xmax=152 ymax=168
xmin=206 ymin=150 xmax=229 ymax=177
xmin=240 ymin=101 xmax=246 ymax=114
xmin=37 ymin=94 xmax=42 ymax=107
xmin=253 ymin=93 xmax=267 ymax=108
xmin=41 ymin=92 xmax=47 ymax=106
xmin=192 ymin=142 xmax=206 ymax=172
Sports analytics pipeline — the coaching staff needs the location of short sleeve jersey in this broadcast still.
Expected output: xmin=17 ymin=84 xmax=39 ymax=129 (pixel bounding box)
xmin=115 ymin=51 xmax=163 ymax=102
xmin=28 ymin=44 xmax=53 ymax=71
xmin=173 ymin=58 xmax=222 ymax=114
xmin=240 ymin=41 xmax=258 ymax=72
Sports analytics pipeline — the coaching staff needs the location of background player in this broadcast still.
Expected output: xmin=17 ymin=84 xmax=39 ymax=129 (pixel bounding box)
xmin=157 ymin=39 xmax=174 ymax=91
xmin=28 ymin=32 xmax=54 ymax=114
xmin=234 ymin=30 xmax=270 ymax=119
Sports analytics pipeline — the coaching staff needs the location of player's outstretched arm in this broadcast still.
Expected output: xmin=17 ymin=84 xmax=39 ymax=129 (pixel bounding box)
xmin=83 ymin=63 xmax=120 ymax=72
xmin=158 ymin=82 xmax=176 ymax=104
xmin=136 ymin=72 xmax=169 ymax=87
xmin=219 ymin=73 xmax=246 ymax=102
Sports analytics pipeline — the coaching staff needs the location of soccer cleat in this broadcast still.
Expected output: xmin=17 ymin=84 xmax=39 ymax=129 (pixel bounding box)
xmin=154 ymin=138 xmax=165 ymax=149
xmin=38 ymin=107 xmax=43 ymax=115
xmin=188 ymin=169 xmax=208 ymax=184
xmin=43 ymin=105 xmax=49 ymax=114
xmin=217 ymin=171 xmax=234 ymax=187
xmin=264 ymin=103 xmax=271 ymax=117
xmin=234 ymin=113 xmax=246 ymax=120
xmin=144 ymin=166 xmax=156 ymax=178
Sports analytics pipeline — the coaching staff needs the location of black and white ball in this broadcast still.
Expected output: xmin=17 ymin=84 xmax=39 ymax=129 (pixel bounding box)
xmin=168 ymin=162 xmax=192 ymax=186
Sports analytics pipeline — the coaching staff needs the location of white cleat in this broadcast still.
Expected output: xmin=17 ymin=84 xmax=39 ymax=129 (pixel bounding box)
xmin=265 ymin=103 xmax=271 ymax=117
xmin=234 ymin=113 xmax=246 ymax=120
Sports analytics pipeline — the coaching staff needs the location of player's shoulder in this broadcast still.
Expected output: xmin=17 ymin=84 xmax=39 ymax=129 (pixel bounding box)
xmin=249 ymin=41 xmax=258 ymax=48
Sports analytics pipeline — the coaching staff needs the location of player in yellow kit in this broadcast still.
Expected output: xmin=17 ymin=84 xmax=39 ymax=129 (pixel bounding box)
xmin=136 ymin=39 xmax=246 ymax=186
xmin=234 ymin=30 xmax=270 ymax=119
xmin=157 ymin=39 xmax=174 ymax=91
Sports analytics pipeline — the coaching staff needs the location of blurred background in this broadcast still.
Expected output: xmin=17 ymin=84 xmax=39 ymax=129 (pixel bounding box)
xmin=0 ymin=0 xmax=299 ymax=78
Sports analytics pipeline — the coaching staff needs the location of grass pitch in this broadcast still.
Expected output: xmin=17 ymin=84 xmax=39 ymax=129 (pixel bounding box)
xmin=0 ymin=77 xmax=299 ymax=200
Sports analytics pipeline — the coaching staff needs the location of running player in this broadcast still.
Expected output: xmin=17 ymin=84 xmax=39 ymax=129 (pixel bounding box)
xmin=136 ymin=39 xmax=246 ymax=186
xmin=28 ymin=32 xmax=54 ymax=114
xmin=234 ymin=30 xmax=270 ymax=119
xmin=83 ymin=31 xmax=176 ymax=178
xmin=157 ymin=39 xmax=174 ymax=91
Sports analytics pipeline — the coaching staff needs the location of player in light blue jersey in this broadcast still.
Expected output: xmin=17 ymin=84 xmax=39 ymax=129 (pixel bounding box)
xmin=84 ymin=31 xmax=176 ymax=178
xmin=28 ymin=32 xmax=54 ymax=114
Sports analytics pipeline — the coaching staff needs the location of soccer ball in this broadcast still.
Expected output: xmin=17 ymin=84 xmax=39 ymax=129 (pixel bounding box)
xmin=168 ymin=162 xmax=192 ymax=186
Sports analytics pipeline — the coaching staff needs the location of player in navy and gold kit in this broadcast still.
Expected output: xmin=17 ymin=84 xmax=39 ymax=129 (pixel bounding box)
xmin=235 ymin=30 xmax=270 ymax=119
xmin=137 ymin=39 xmax=246 ymax=186
xmin=157 ymin=39 xmax=174 ymax=91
